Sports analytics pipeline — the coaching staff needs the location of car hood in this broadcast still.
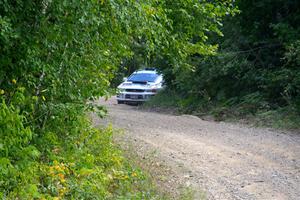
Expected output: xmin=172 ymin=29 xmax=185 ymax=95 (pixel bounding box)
xmin=118 ymin=81 xmax=159 ymax=89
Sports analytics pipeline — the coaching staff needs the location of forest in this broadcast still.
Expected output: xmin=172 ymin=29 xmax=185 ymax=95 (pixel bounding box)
xmin=136 ymin=0 xmax=300 ymax=128
xmin=0 ymin=0 xmax=299 ymax=199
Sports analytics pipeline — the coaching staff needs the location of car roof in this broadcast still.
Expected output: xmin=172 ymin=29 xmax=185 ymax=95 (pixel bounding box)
xmin=133 ymin=69 xmax=158 ymax=74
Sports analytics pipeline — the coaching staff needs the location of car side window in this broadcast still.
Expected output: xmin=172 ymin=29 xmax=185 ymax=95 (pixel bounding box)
xmin=155 ymin=76 xmax=162 ymax=83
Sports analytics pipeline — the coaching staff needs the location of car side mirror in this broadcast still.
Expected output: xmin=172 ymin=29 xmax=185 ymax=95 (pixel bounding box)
xmin=123 ymin=77 xmax=128 ymax=82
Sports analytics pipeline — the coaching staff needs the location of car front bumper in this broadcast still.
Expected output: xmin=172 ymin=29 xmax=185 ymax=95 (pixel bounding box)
xmin=116 ymin=92 xmax=156 ymax=102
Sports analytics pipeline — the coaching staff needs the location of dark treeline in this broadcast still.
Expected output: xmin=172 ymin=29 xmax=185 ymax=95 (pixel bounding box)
xmin=176 ymin=0 xmax=300 ymax=110
xmin=123 ymin=0 xmax=300 ymax=124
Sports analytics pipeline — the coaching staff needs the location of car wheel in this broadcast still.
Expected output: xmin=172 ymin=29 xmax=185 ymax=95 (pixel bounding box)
xmin=117 ymin=100 xmax=124 ymax=104
xmin=136 ymin=101 xmax=143 ymax=106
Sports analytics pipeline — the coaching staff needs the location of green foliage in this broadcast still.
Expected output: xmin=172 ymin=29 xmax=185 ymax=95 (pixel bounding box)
xmin=0 ymin=99 xmax=38 ymax=197
xmin=144 ymin=89 xmax=181 ymax=109
xmin=144 ymin=0 xmax=300 ymax=129
xmin=112 ymin=0 xmax=238 ymax=86
xmin=0 ymin=98 xmax=161 ymax=198
xmin=0 ymin=0 xmax=237 ymax=198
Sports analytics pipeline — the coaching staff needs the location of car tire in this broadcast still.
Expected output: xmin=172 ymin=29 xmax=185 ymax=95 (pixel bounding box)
xmin=117 ymin=100 xmax=124 ymax=104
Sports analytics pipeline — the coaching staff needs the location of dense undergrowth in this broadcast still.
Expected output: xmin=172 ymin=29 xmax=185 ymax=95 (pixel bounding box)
xmin=0 ymin=89 xmax=163 ymax=199
xmin=144 ymin=89 xmax=300 ymax=130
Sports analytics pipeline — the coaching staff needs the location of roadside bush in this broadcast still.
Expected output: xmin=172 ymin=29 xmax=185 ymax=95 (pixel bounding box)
xmin=0 ymin=88 xmax=162 ymax=199
xmin=0 ymin=0 xmax=164 ymax=198
xmin=0 ymin=99 xmax=38 ymax=198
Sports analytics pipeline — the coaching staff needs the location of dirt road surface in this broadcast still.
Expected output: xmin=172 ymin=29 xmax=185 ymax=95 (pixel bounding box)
xmin=92 ymin=97 xmax=300 ymax=200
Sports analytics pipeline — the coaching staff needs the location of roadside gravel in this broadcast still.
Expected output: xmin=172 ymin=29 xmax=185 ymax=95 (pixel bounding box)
xmin=92 ymin=97 xmax=300 ymax=200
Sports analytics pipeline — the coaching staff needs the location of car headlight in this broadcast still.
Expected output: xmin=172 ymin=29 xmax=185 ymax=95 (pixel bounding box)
xmin=117 ymin=88 xmax=125 ymax=93
xmin=146 ymin=88 xmax=157 ymax=93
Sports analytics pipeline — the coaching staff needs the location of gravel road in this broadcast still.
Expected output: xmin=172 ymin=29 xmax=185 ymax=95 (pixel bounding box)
xmin=92 ymin=97 xmax=300 ymax=200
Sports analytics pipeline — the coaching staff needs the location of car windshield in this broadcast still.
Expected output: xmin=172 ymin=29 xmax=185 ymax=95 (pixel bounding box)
xmin=128 ymin=73 xmax=159 ymax=82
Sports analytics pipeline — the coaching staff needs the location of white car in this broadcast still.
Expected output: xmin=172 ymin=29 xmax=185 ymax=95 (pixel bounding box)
xmin=117 ymin=69 xmax=164 ymax=104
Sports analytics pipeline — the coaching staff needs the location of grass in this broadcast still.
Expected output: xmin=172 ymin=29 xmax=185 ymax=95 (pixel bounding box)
xmin=143 ymin=89 xmax=300 ymax=131
xmin=143 ymin=89 xmax=181 ymax=112
xmin=254 ymin=107 xmax=300 ymax=130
